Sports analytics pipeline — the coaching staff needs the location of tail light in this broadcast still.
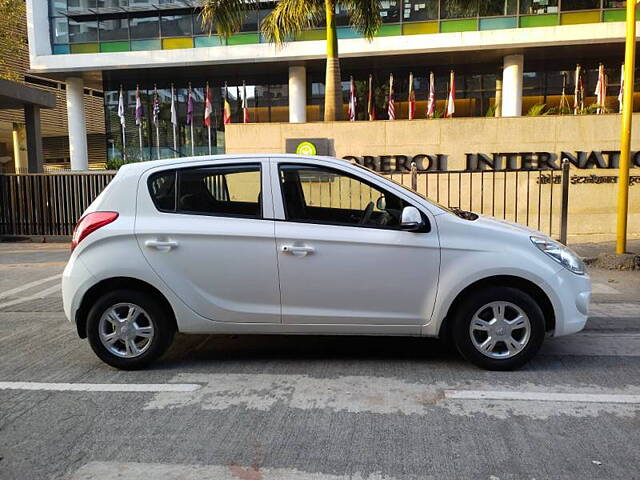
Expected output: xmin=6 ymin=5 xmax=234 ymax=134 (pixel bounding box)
xmin=71 ymin=211 xmax=119 ymax=252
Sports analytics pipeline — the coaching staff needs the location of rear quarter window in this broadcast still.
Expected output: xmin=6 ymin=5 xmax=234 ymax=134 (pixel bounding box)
xmin=148 ymin=170 xmax=177 ymax=212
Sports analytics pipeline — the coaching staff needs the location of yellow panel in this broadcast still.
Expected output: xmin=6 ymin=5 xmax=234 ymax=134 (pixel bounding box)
xmin=560 ymin=11 xmax=601 ymax=25
xmin=402 ymin=22 xmax=438 ymax=35
xmin=162 ymin=37 xmax=194 ymax=50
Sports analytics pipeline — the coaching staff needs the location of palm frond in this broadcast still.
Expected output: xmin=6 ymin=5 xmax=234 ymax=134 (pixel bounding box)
xmin=199 ymin=0 xmax=258 ymax=38
xmin=342 ymin=0 xmax=381 ymax=40
xmin=261 ymin=0 xmax=324 ymax=46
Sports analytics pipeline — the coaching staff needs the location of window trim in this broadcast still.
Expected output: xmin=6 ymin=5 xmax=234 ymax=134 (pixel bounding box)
xmin=147 ymin=163 xmax=265 ymax=220
xmin=277 ymin=163 xmax=430 ymax=232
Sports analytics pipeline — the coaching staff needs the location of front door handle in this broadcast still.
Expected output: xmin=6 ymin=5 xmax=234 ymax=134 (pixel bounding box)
xmin=280 ymin=244 xmax=315 ymax=257
xmin=145 ymin=239 xmax=179 ymax=252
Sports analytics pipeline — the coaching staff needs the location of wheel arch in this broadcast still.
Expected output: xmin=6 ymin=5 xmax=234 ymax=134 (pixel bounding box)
xmin=438 ymin=275 xmax=556 ymax=341
xmin=75 ymin=277 xmax=178 ymax=339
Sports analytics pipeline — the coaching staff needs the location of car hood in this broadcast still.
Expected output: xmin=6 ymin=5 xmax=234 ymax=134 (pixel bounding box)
xmin=472 ymin=214 xmax=546 ymax=238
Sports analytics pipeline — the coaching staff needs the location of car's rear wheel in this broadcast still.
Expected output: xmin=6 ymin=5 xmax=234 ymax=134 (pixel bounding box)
xmin=87 ymin=289 xmax=175 ymax=370
xmin=452 ymin=286 xmax=545 ymax=371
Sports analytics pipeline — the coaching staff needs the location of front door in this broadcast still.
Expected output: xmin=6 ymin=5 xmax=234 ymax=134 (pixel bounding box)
xmin=136 ymin=160 xmax=280 ymax=323
xmin=273 ymin=161 xmax=440 ymax=327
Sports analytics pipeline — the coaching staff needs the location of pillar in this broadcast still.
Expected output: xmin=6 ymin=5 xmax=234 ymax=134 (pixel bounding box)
xmin=288 ymin=65 xmax=307 ymax=123
xmin=12 ymin=123 xmax=27 ymax=173
xmin=502 ymin=54 xmax=524 ymax=117
xmin=24 ymin=104 xmax=44 ymax=172
xmin=494 ymin=78 xmax=502 ymax=117
xmin=66 ymin=77 xmax=88 ymax=170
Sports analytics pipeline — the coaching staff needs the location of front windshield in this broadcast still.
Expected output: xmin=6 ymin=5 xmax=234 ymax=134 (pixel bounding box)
xmin=350 ymin=161 xmax=454 ymax=214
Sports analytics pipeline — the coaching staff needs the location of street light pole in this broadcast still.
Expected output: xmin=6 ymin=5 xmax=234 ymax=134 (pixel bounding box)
xmin=616 ymin=0 xmax=638 ymax=254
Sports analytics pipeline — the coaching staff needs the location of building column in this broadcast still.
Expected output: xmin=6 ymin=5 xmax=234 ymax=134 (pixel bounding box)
xmin=24 ymin=104 xmax=44 ymax=173
xmin=288 ymin=65 xmax=307 ymax=123
xmin=66 ymin=77 xmax=88 ymax=170
xmin=502 ymin=54 xmax=524 ymax=117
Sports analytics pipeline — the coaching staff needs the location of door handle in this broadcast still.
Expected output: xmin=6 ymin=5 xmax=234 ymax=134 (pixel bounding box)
xmin=280 ymin=244 xmax=315 ymax=257
xmin=145 ymin=239 xmax=179 ymax=251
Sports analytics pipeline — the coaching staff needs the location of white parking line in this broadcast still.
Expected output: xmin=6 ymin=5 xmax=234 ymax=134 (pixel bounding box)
xmin=0 ymin=273 xmax=61 ymax=300
xmin=0 ymin=283 xmax=62 ymax=309
xmin=444 ymin=390 xmax=640 ymax=404
xmin=0 ymin=381 xmax=202 ymax=393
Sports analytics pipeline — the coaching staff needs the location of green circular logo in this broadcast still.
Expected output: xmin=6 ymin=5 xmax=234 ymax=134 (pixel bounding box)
xmin=296 ymin=141 xmax=317 ymax=156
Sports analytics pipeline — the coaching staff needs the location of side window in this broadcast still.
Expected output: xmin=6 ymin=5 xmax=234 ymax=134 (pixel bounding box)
xmin=177 ymin=164 xmax=261 ymax=218
xmin=279 ymin=164 xmax=409 ymax=228
xmin=148 ymin=170 xmax=176 ymax=212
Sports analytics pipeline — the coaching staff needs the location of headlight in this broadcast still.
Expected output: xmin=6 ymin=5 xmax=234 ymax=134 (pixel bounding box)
xmin=530 ymin=236 xmax=586 ymax=275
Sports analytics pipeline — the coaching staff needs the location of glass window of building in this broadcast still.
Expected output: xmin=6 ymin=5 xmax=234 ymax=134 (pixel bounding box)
xmin=98 ymin=0 xmax=129 ymax=7
xmin=479 ymin=0 xmax=517 ymax=16
xmin=240 ymin=10 xmax=259 ymax=31
xmin=161 ymin=14 xmax=193 ymax=37
xmin=335 ymin=4 xmax=350 ymax=27
xmin=604 ymin=1 xmax=626 ymax=7
xmin=51 ymin=17 xmax=68 ymax=44
xmin=402 ymin=0 xmax=438 ymax=22
xmin=440 ymin=1 xmax=477 ymax=19
xmin=130 ymin=16 xmax=159 ymax=39
xmin=50 ymin=0 xmax=67 ymax=13
xmin=561 ymin=0 xmax=600 ymax=10
xmin=99 ymin=18 xmax=129 ymax=41
xmin=67 ymin=0 xmax=97 ymax=11
xmin=68 ymin=19 xmax=98 ymax=43
xmin=519 ymin=0 xmax=558 ymax=14
xmin=381 ymin=0 xmax=400 ymax=23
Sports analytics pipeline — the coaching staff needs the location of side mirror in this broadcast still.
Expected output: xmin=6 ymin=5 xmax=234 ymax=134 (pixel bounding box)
xmin=400 ymin=206 xmax=424 ymax=232
xmin=376 ymin=195 xmax=386 ymax=210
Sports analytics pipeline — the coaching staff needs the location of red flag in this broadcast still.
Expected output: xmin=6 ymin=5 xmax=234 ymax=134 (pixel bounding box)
xmin=204 ymin=84 xmax=213 ymax=128
xmin=387 ymin=73 xmax=395 ymax=120
xmin=408 ymin=72 xmax=416 ymax=120
xmin=445 ymin=71 xmax=455 ymax=118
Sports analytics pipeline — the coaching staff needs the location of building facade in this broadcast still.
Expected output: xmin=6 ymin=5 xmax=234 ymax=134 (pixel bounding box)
xmin=24 ymin=0 xmax=640 ymax=168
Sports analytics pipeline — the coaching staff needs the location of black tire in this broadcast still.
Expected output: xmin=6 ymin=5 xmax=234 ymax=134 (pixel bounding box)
xmin=451 ymin=286 xmax=545 ymax=371
xmin=86 ymin=289 xmax=175 ymax=370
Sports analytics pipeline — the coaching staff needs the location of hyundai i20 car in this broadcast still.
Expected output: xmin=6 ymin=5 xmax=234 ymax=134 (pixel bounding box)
xmin=62 ymin=154 xmax=591 ymax=370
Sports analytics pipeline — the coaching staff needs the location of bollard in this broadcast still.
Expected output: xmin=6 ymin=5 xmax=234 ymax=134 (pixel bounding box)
xmin=410 ymin=162 xmax=418 ymax=191
xmin=559 ymin=159 xmax=570 ymax=245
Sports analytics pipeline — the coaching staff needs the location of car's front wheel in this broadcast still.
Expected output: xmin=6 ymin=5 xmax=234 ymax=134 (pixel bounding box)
xmin=452 ymin=286 xmax=546 ymax=370
xmin=86 ymin=289 xmax=175 ymax=370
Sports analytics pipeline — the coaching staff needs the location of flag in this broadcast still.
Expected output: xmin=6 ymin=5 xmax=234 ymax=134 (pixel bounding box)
xmin=117 ymin=87 xmax=125 ymax=126
xmin=573 ymin=64 xmax=584 ymax=114
xmin=559 ymin=72 xmax=570 ymax=113
xmin=170 ymin=84 xmax=177 ymax=127
xmin=426 ymin=71 xmax=435 ymax=118
xmin=204 ymin=83 xmax=213 ymax=128
xmin=348 ymin=76 xmax=357 ymax=121
xmin=135 ymin=86 xmax=143 ymax=126
xmin=242 ymin=81 xmax=249 ymax=124
xmin=408 ymin=72 xmax=415 ymax=120
xmin=152 ymin=86 xmax=160 ymax=126
xmin=618 ymin=64 xmax=624 ymax=113
xmin=223 ymin=83 xmax=232 ymax=125
xmin=595 ymin=64 xmax=607 ymax=114
xmin=367 ymin=74 xmax=376 ymax=121
xmin=186 ymin=86 xmax=193 ymax=125
xmin=387 ymin=73 xmax=395 ymax=120
xmin=445 ymin=71 xmax=455 ymax=118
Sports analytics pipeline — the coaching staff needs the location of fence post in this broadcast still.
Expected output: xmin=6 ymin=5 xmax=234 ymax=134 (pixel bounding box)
xmin=559 ymin=159 xmax=570 ymax=245
xmin=410 ymin=161 xmax=418 ymax=191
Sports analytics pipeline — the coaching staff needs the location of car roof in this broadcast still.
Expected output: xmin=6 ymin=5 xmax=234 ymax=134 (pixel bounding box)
xmin=118 ymin=153 xmax=343 ymax=175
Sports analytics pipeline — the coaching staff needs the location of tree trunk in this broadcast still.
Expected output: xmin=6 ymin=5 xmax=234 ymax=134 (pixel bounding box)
xmin=324 ymin=0 xmax=342 ymax=121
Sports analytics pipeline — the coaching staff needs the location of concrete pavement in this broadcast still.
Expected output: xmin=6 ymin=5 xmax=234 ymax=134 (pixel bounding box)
xmin=0 ymin=242 xmax=639 ymax=480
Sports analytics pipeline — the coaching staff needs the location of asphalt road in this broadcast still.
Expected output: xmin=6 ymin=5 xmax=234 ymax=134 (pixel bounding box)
xmin=1 ymin=243 xmax=639 ymax=480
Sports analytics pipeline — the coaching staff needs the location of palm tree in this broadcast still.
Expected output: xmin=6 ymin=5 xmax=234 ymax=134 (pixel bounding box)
xmin=200 ymin=0 xmax=382 ymax=121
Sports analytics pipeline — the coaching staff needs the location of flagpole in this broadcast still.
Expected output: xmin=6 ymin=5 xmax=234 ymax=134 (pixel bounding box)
xmin=156 ymin=123 xmax=160 ymax=160
xmin=171 ymin=84 xmax=178 ymax=158
xmin=189 ymin=83 xmax=194 ymax=156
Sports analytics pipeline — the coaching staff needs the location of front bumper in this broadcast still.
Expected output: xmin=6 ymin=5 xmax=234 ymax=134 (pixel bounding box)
xmin=549 ymin=267 xmax=591 ymax=337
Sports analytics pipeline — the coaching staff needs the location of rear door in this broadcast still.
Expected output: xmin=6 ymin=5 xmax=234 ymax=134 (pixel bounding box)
xmin=135 ymin=159 xmax=281 ymax=323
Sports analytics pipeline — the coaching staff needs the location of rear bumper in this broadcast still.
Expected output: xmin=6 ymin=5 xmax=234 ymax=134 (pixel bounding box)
xmin=62 ymin=254 xmax=96 ymax=325
xmin=550 ymin=267 xmax=591 ymax=337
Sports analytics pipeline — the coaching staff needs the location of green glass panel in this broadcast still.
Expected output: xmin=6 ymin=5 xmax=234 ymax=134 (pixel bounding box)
xmin=337 ymin=27 xmax=361 ymax=39
xmin=519 ymin=14 xmax=558 ymax=28
xmin=53 ymin=44 xmax=70 ymax=54
xmin=402 ymin=22 xmax=438 ymax=35
xmin=228 ymin=33 xmax=259 ymax=45
xmin=560 ymin=11 xmax=600 ymax=25
xmin=440 ymin=19 xmax=477 ymax=33
xmin=603 ymin=9 xmax=640 ymax=22
xmin=194 ymin=36 xmax=225 ymax=47
xmin=296 ymin=29 xmax=325 ymax=41
xmin=100 ymin=41 xmax=129 ymax=53
xmin=70 ymin=43 xmax=99 ymax=54
xmin=376 ymin=24 xmax=402 ymax=36
xmin=131 ymin=39 xmax=161 ymax=51
xmin=479 ymin=16 xmax=517 ymax=30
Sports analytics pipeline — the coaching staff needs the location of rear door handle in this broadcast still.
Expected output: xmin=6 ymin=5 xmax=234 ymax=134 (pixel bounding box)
xmin=145 ymin=239 xmax=179 ymax=251
xmin=280 ymin=244 xmax=315 ymax=257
